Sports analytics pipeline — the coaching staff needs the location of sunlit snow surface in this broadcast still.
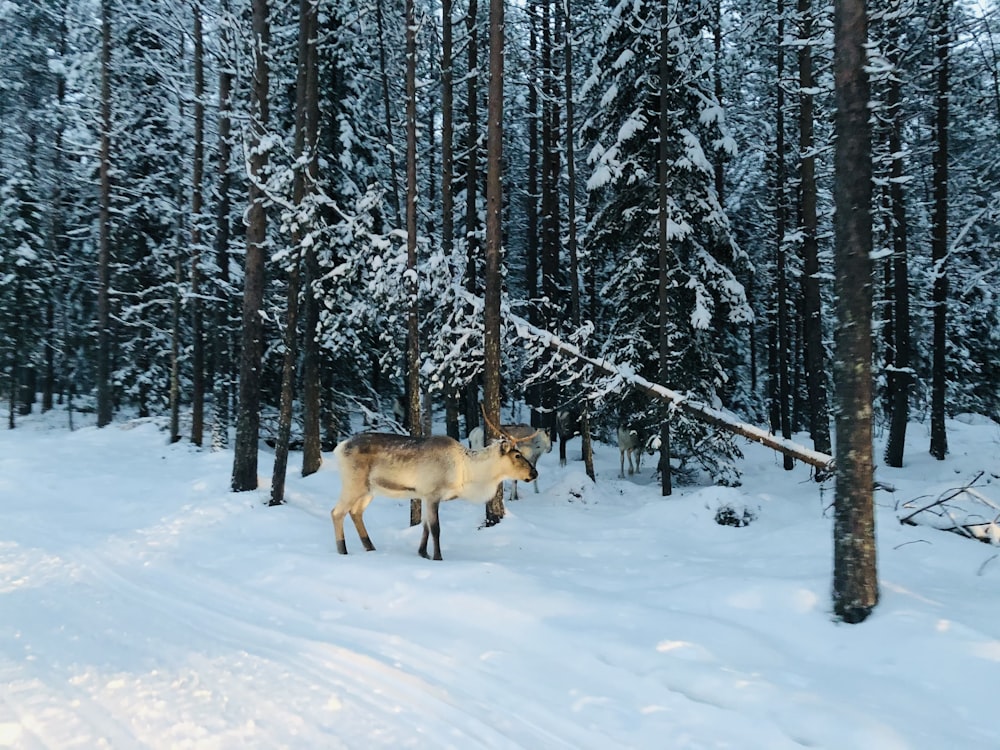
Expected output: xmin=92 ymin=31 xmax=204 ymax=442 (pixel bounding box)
xmin=1 ymin=407 xmax=999 ymax=749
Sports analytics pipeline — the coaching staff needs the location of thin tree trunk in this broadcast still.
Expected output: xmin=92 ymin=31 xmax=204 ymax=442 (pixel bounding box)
xmin=46 ymin=7 xmax=69 ymax=414
xmin=96 ymin=0 xmax=113 ymax=428
xmin=232 ymin=0 xmax=270 ymax=492
xmin=832 ymin=0 xmax=877 ymax=624
xmin=658 ymin=0 xmax=672 ymax=496
xmin=463 ymin=0 xmax=481 ymax=436
xmin=564 ymin=0 xmax=579 ymax=328
xmin=539 ymin=0 xmax=560 ymax=441
xmin=190 ymin=6 xmax=206 ymax=447
xmin=929 ymin=0 xmax=950 ymax=460
xmin=375 ymin=0 xmax=402 ymax=223
xmin=169 ymin=236 xmax=182 ymax=443
xmin=442 ymin=0 xmax=460 ymax=442
xmin=483 ymin=0 xmax=506 ymax=527
xmin=270 ymin=0 xmax=314 ymax=507
xmin=170 ymin=33 xmax=186 ymax=445
xmin=301 ymin=0 xmax=323 ymax=475
xmin=211 ymin=4 xmax=234 ymax=453
xmin=798 ymin=0 xmax=831 ymax=459
xmin=405 ymin=0 xmax=422 ymax=527
xmin=775 ymin=0 xmax=793 ymax=469
xmin=884 ymin=2 xmax=911 ymax=468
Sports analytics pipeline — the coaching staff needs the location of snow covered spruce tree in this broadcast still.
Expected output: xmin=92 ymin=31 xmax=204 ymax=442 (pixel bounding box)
xmin=107 ymin=0 xmax=189 ymax=420
xmin=581 ymin=0 xmax=752 ymax=485
xmin=0 ymin=0 xmax=63 ymax=423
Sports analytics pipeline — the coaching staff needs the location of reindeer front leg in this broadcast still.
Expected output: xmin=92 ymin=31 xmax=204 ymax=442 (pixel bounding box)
xmin=418 ymin=499 xmax=443 ymax=561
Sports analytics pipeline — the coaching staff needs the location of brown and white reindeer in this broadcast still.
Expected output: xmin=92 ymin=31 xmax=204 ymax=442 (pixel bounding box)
xmin=331 ymin=431 xmax=538 ymax=560
xmin=468 ymin=423 xmax=551 ymax=498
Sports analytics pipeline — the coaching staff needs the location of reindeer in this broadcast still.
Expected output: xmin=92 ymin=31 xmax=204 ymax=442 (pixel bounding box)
xmin=331 ymin=432 xmax=538 ymax=560
xmin=468 ymin=423 xmax=552 ymax=498
xmin=617 ymin=425 xmax=644 ymax=478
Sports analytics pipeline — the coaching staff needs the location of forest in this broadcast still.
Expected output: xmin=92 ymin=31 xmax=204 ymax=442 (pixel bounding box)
xmin=1 ymin=0 xmax=998 ymax=590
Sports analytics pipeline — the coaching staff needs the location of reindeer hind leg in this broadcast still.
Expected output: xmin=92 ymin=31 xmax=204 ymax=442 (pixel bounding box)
xmin=349 ymin=493 xmax=376 ymax=551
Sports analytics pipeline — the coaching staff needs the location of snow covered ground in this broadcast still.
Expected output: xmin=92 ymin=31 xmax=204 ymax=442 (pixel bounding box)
xmin=1 ymin=406 xmax=999 ymax=749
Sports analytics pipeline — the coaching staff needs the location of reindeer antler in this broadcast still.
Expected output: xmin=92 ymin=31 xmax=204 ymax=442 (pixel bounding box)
xmin=480 ymin=403 xmax=541 ymax=446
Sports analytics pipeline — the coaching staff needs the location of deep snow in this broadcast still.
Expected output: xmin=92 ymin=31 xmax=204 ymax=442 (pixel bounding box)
xmin=1 ymin=406 xmax=999 ymax=749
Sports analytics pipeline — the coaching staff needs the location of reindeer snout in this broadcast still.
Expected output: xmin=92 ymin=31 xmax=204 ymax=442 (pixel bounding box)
xmin=528 ymin=466 xmax=538 ymax=481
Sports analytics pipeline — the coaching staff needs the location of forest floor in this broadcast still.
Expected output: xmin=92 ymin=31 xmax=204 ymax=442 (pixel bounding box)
xmin=1 ymin=405 xmax=999 ymax=749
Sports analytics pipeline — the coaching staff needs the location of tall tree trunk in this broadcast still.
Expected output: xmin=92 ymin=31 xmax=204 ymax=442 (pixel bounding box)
xmin=883 ymin=2 xmax=911 ymax=468
xmin=190 ymin=6 xmax=206 ymax=447
xmin=526 ymin=1 xmax=541 ymax=427
xmin=211 ymin=3 xmax=234 ymax=453
xmin=405 ymin=0 xmax=423 ymax=526
xmin=539 ymin=0 xmax=560 ymax=440
xmin=564 ymin=0 xmax=592 ymax=481
xmin=232 ymin=0 xmax=271 ymax=492
xmin=46 ymin=6 xmax=70 ymax=414
xmin=170 ymin=34 xmax=186 ymax=445
xmin=774 ymin=0 xmax=793 ymax=469
xmin=270 ymin=0 xmax=314 ymax=506
xmin=658 ymin=0 xmax=673 ymax=497
xmin=798 ymin=0 xmax=831 ymax=460
xmin=832 ymin=0 xmax=877 ymax=624
xmin=564 ymin=0 xmax=579 ymax=329
xmin=483 ymin=0 xmax=506 ymax=527
xmin=441 ymin=0 xmax=461 ymax=441
xmin=929 ymin=0 xmax=950 ymax=460
xmin=463 ymin=0 xmax=481 ymax=436
xmin=375 ymin=0 xmax=402 ymax=223
xmin=301 ymin=0 xmax=323 ymax=475
xmin=96 ymin=0 xmax=113 ymax=428
xmin=169 ymin=230 xmax=182 ymax=443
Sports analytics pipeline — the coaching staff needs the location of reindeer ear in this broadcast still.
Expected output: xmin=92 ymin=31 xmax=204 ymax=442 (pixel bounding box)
xmin=498 ymin=439 xmax=514 ymax=454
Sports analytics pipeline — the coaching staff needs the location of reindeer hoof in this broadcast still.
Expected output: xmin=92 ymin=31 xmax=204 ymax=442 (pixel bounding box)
xmin=336 ymin=540 xmax=348 ymax=555
xmin=361 ymin=537 xmax=376 ymax=552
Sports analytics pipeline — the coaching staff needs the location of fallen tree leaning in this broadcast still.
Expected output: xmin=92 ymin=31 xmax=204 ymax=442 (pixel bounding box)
xmin=506 ymin=311 xmax=836 ymax=476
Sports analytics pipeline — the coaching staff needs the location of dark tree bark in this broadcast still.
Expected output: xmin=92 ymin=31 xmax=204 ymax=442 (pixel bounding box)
xmin=270 ymin=0 xmax=315 ymax=507
xmin=773 ymin=0 xmax=793 ymax=469
xmin=526 ymin=2 xmax=539 ymax=312
xmin=462 ymin=0 xmax=482 ymax=435
xmin=564 ymin=0 xmax=579 ymax=329
xmin=798 ymin=0 xmax=832 ymax=459
xmin=832 ymin=0 xmax=878 ymax=624
xmin=46 ymin=7 xmax=70 ymax=414
xmin=441 ymin=0 xmax=461 ymax=442
xmin=539 ymin=0 xmax=561 ymax=440
xmin=375 ymin=0 xmax=401 ymax=223
xmin=657 ymin=0 xmax=672 ymax=497
xmin=405 ymin=0 xmax=422 ymax=527
xmin=190 ymin=5 xmax=206 ymax=447
xmin=96 ymin=0 xmax=113 ymax=428
xmin=301 ymin=0 xmax=322 ymax=476
xmin=232 ymin=0 xmax=270 ymax=492
xmin=211 ymin=3 xmax=234 ymax=453
xmin=929 ymin=0 xmax=950 ymax=460
xmin=483 ymin=0 xmax=506 ymax=527
xmin=883 ymin=2 xmax=911 ymax=468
